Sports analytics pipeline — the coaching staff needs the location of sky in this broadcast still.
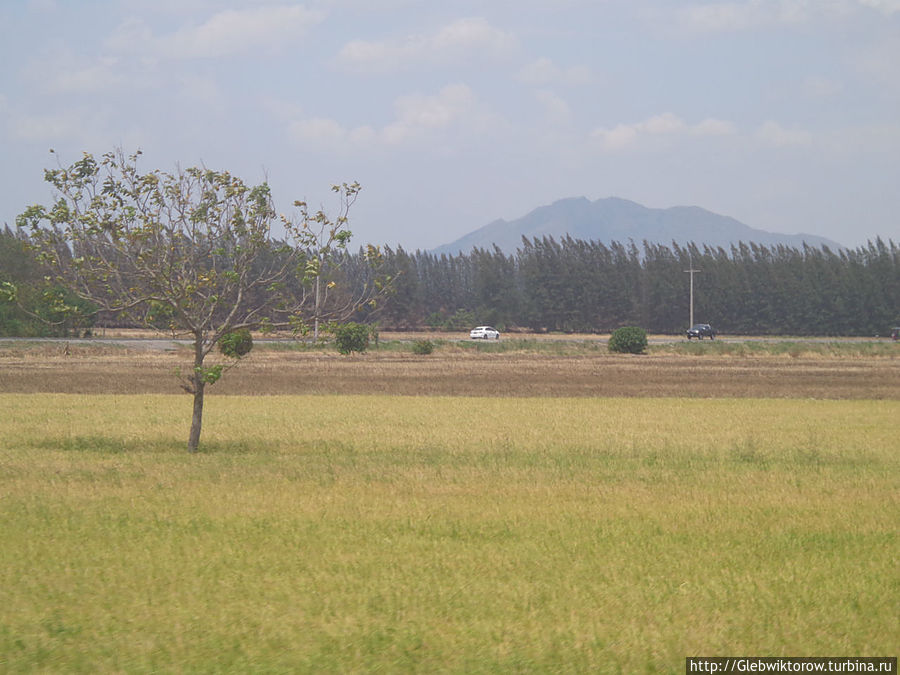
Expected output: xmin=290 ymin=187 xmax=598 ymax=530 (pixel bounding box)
xmin=1 ymin=0 xmax=899 ymax=251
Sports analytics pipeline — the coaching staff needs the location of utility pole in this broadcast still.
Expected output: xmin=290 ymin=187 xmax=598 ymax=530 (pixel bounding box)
xmin=684 ymin=259 xmax=701 ymax=328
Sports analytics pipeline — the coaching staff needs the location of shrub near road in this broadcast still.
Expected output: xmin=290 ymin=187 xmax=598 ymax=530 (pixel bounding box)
xmin=608 ymin=326 xmax=648 ymax=354
xmin=1 ymin=393 xmax=897 ymax=672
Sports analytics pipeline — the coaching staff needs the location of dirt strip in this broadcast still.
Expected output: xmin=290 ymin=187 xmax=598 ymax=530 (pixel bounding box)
xmin=1 ymin=350 xmax=898 ymax=399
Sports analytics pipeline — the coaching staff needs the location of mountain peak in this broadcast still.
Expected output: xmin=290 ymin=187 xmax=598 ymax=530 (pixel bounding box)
xmin=431 ymin=197 xmax=841 ymax=255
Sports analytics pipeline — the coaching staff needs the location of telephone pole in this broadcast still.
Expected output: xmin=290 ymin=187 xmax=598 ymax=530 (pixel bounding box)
xmin=684 ymin=261 xmax=701 ymax=328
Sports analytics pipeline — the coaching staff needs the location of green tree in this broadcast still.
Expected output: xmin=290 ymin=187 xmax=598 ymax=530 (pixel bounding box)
xmin=608 ymin=326 xmax=648 ymax=354
xmin=333 ymin=322 xmax=370 ymax=354
xmin=378 ymin=246 xmax=422 ymax=329
xmin=17 ymin=149 xmax=385 ymax=452
xmin=291 ymin=185 xmax=389 ymax=339
xmin=471 ymin=245 xmax=520 ymax=329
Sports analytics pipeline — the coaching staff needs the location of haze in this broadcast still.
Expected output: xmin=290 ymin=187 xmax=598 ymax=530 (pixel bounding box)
xmin=1 ymin=0 xmax=898 ymax=250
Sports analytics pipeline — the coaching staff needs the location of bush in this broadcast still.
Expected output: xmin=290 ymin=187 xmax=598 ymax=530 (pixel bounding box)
xmin=608 ymin=326 xmax=648 ymax=354
xmin=218 ymin=328 xmax=253 ymax=358
xmin=334 ymin=322 xmax=370 ymax=354
xmin=411 ymin=339 xmax=434 ymax=355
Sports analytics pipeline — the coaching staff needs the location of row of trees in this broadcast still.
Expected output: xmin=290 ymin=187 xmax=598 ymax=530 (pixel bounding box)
xmin=6 ymin=215 xmax=899 ymax=342
xmin=376 ymin=237 xmax=900 ymax=336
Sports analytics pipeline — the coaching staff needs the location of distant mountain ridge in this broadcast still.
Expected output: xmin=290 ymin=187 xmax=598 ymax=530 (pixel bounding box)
xmin=431 ymin=197 xmax=842 ymax=255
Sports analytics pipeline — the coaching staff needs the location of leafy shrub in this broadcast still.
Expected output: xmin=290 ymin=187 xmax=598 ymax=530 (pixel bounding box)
xmin=334 ymin=322 xmax=370 ymax=354
xmin=411 ymin=339 xmax=434 ymax=355
xmin=608 ymin=326 xmax=648 ymax=354
xmin=218 ymin=328 xmax=253 ymax=358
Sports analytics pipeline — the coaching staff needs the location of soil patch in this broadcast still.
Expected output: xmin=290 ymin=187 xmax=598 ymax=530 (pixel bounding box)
xmin=1 ymin=349 xmax=897 ymax=398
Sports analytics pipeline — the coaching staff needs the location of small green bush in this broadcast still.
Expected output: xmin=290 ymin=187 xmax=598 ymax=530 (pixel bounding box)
xmin=334 ymin=322 xmax=370 ymax=354
xmin=411 ymin=339 xmax=434 ymax=355
xmin=218 ymin=328 xmax=253 ymax=358
xmin=608 ymin=326 xmax=648 ymax=354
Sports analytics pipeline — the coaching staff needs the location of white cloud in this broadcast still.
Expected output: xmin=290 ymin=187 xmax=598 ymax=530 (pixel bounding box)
xmin=642 ymin=112 xmax=687 ymax=134
xmin=592 ymin=123 xmax=639 ymax=150
xmin=384 ymin=83 xmax=479 ymax=144
xmin=289 ymin=117 xmax=349 ymax=145
xmin=516 ymin=57 xmax=592 ymax=87
xmin=286 ymin=83 xmax=495 ymax=150
xmin=692 ymin=118 xmax=738 ymax=135
xmin=756 ymin=120 xmax=813 ymax=146
xmin=108 ymin=5 xmax=325 ymax=60
xmin=431 ymin=16 xmax=513 ymax=51
xmin=591 ymin=113 xmax=736 ymax=149
xmin=336 ymin=17 xmax=516 ymax=73
xmin=287 ymin=116 xmax=376 ymax=148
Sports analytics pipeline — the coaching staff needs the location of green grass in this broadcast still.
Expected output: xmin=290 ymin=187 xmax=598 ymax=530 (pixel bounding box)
xmin=257 ymin=336 xmax=608 ymax=355
xmin=1 ymin=394 xmax=897 ymax=672
xmin=260 ymin=336 xmax=899 ymax=358
xmin=3 ymin=335 xmax=897 ymax=360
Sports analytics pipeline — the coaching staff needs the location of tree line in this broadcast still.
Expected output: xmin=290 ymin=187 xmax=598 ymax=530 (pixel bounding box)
xmin=375 ymin=236 xmax=900 ymax=336
xmin=4 ymin=228 xmax=899 ymax=340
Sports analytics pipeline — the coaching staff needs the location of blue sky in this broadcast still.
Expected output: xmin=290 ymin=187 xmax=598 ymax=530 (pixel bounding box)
xmin=1 ymin=0 xmax=898 ymax=250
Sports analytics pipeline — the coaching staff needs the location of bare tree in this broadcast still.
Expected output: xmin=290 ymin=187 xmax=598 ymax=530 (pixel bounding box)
xmin=18 ymin=149 xmax=387 ymax=452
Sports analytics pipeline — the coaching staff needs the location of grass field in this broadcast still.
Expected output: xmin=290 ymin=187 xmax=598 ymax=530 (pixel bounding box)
xmin=1 ymin=388 xmax=898 ymax=672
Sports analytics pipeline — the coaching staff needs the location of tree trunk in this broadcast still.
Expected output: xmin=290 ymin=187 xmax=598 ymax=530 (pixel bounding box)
xmin=187 ymin=334 xmax=205 ymax=453
xmin=188 ymin=378 xmax=205 ymax=453
xmin=313 ymin=274 xmax=321 ymax=341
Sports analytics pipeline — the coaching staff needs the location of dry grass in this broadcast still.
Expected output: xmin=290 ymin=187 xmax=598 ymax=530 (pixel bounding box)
xmin=1 ymin=394 xmax=897 ymax=671
xmin=1 ymin=340 xmax=898 ymax=398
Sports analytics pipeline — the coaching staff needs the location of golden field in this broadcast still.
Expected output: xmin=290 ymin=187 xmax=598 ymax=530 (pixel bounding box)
xmin=0 ymin=340 xmax=898 ymax=672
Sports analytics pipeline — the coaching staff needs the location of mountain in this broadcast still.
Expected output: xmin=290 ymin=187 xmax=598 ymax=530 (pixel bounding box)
xmin=431 ymin=197 xmax=842 ymax=255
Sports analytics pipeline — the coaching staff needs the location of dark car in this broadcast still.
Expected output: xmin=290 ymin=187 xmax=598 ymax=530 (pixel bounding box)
xmin=686 ymin=323 xmax=717 ymax=340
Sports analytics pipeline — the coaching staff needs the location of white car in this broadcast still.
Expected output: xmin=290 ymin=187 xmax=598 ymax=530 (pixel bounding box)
xmin=469 ymin=325 xmax=500 ymax=340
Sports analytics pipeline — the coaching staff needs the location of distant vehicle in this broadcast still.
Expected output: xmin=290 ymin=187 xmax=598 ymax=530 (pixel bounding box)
xmin=470 ymin=325 xmax=500 ymax=340
xmin=686 ymin=323 xmax=717 ymax=340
